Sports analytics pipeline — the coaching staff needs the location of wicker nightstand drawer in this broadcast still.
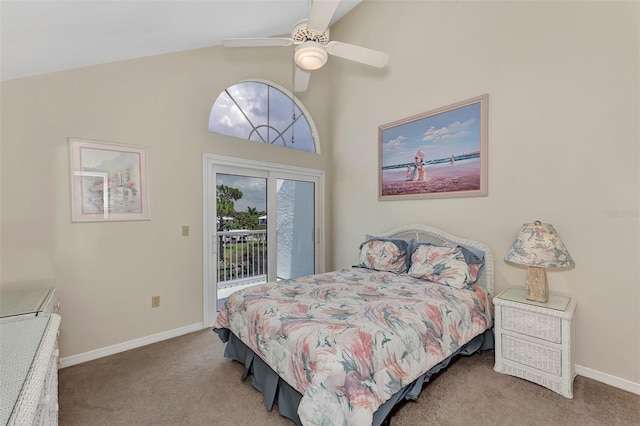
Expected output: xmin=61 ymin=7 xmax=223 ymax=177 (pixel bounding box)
xmin=501 ymin=306 xmax=562 ymax=343
xmin=501 ymin=333 xmax=562 ymax=376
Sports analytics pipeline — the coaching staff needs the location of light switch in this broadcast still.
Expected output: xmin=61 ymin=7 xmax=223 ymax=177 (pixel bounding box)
xmin=182 ymin=225 xmax=189 ymax=237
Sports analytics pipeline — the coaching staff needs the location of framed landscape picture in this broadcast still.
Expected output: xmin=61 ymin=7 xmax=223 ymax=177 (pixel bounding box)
xmin=69 ymin=138 xmax=150 ymax=222
xmin=379 ymin=94 xmax=488 ymax=200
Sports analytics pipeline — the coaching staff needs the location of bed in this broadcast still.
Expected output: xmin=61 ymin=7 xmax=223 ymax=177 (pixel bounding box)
xmin=213 ymin=224 xmax=495 ymax=425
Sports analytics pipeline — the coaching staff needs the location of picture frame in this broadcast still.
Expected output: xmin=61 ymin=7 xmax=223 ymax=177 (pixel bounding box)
xmin=379 ymin=94 xmax=488 ymax=200
xmin=69 ymin=138 xmax=150 ymax=222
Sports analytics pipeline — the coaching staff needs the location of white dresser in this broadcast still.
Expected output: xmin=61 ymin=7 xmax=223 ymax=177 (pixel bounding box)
xmin=493 ymin=288 xmax=576 ymax=398
xmin=0 ymin=288 xmax=60 ymax=425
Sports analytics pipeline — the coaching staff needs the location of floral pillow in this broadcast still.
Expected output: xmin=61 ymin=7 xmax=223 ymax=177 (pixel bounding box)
xmin=408 ymin=244 xmax=472 ymax=289
xmin=365 ymin=235 xmax=413 ymax=271
xmin=359 ymin=239 xmax=409 ymax=274
xmin=457 ymin=245 xmax=485 ymax=284
xmin=414 ymin=241 xmax=485 ymax=285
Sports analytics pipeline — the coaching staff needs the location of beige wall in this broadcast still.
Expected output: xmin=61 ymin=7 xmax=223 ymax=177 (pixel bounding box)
xmin=1 ymin=0 xmax=638 ymax=388
xmin=1 ymin=45 xmax=334 ymax=358
xmin=329 ymin=0 xmax=639 ymax=384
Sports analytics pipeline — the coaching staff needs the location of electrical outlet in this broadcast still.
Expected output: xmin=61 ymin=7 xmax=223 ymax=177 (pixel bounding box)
xmin=151 ymin=296 xmax=160 ymax=308
xmin=182 ymin=225 xmax=189 ymax=237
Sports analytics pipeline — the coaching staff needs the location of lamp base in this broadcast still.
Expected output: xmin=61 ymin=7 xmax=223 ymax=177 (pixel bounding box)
xmin=525 ymin=266 xmax=549 ymax=303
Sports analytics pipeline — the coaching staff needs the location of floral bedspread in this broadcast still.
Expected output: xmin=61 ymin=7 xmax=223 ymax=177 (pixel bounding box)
xmin=214 ymin=268 xmax=493 ymax=426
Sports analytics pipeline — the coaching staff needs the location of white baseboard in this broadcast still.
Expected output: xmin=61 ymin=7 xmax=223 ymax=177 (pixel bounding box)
xmin=59 ymin=322 xmax=205 ymax=368
xmin=576 ymin=364 xmax=640 ymax=395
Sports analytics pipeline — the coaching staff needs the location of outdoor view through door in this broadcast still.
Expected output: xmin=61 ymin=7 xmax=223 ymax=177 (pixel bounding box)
xmin=215 ymin=172 xmax=315 ymax=310
xmin=216 ymin=173 xmax=267 ymax=309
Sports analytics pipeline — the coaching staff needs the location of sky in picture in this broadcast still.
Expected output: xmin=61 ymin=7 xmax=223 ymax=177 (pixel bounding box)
xmin=81 ymin=147 xmax=140 ymax=176
xmin=381 ymin=102 xmax=481 ymax=168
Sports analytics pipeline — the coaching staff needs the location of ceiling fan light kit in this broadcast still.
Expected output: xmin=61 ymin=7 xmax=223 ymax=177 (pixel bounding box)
xmin=294 ymin=42 xmax=328 ymax=71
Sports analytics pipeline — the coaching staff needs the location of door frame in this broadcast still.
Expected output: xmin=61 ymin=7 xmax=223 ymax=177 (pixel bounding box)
xmin=202 ymin=153 xmax=325 ymax=327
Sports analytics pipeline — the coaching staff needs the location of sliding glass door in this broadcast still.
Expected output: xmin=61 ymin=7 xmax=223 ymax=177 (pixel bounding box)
xmin=203 ymin=155 xmax=323 ymax=325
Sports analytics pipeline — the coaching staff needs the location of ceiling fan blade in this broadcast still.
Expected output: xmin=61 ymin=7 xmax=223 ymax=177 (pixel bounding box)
xmin=326 ymin=41 xmax=390 ymax=68
xmin=295 ymin=67 xmax=311 ymax=92
xmin=223 ymin=37 xmax=294 ymax=48
xmin=307 ymin=0 xmax=341 ymax=33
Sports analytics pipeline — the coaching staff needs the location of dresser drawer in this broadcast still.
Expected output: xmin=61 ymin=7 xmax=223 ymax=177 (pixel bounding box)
xmin=1 ymin=314 xmax=61 ymax=426
xmin=501 ymin=306 xmax=562 ymax=343
xmin=34 ymin=347 xmax=59 ymax=426
xmin=501 ymin=334 xmax=562 ymax=376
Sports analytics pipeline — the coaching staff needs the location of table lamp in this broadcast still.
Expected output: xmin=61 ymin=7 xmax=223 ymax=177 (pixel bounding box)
xmin=504 ymin=221 xmax=575 ymax=303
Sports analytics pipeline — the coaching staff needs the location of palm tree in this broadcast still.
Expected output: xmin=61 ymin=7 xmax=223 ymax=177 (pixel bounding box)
xmin=244 ymin=206 xmax=259 ymax=229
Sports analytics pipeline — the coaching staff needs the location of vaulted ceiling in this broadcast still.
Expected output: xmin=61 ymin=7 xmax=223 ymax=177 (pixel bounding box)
xmin=0 ymin=0 xmax=361 ymax=81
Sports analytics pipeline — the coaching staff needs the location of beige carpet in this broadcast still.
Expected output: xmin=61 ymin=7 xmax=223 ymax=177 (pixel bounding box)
xmin=59 ymin=329 xmax=640 ymax=425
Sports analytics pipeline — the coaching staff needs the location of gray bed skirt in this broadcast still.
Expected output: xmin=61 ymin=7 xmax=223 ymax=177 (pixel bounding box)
xmin=213 ymin=327 xmax=494 ymax=425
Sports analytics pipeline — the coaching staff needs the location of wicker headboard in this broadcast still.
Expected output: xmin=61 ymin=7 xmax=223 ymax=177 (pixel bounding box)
xmin=371 ymin=224 xmax=495 ymax=295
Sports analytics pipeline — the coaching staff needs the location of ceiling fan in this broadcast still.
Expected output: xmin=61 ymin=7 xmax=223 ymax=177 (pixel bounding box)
xmin=223 ymin=0 xmax=390 ymax=92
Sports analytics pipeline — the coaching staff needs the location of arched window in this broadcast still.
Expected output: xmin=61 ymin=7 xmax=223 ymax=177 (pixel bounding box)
xmin=209 ymin=80 xmax=318 ymax=153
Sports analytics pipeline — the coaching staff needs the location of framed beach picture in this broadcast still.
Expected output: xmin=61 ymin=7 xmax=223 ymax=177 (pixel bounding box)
xmin=69 ymin=138 xmax=150 ymax=222
xmin=378 ymin=94 xmax=488 ymax=200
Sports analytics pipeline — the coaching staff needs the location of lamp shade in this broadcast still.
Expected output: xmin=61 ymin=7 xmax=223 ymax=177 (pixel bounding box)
xmin=294 ymin=41 xmax=328 ymax=70
xmin=504 ymin=221 xmax=575 ymax=269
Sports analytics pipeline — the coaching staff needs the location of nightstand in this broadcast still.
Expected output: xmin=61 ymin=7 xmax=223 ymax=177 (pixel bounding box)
xmin=493 ymin=288 xmax=576 ymax=398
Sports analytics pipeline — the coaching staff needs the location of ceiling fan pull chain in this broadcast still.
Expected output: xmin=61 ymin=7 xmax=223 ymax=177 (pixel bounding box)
xmin=291 ymin=54 xmax=296 ymax=144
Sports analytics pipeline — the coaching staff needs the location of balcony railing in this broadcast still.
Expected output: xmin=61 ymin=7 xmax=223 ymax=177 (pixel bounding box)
xmin=217 ymin=229 xmax=267 ymax=289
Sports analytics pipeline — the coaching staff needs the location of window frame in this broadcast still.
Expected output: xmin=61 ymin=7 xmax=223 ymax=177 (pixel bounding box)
xmin=209 ymin=79 xmax=321 ymax=154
